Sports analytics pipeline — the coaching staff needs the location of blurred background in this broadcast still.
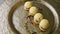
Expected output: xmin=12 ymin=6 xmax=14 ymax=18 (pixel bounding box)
xmin=0 ymin=0 xmax=4 ymax=5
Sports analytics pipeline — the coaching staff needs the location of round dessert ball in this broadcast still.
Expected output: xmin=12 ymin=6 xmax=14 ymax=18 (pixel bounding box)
xmin=24 ymin=1 xmax=32 ymax=10
xmin=34 ymin=13 xmax=43 ymax=24
xmin=39 ymin=19 xmax=50 ymax=31
xmin=29 ymin=6 xmax=38 ymax=16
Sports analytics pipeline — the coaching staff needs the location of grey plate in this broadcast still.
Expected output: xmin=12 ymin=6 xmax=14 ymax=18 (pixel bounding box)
xmin=8 ymin=0 xmax=59 ymax=34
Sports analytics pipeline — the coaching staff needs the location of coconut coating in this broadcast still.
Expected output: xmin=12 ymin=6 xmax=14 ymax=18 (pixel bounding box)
xmin=24 ymin=1 xmax=32 ymax=10
xmin=34 ymin=13 xmax=43 ymax=24
xmin=39 ymin=19 xmax=50 ymax=31
xmin=29 ymin=6 xmax=38 ymax=16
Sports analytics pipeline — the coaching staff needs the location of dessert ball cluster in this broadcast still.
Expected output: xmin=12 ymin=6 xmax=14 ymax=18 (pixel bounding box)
xmin=34 ymin=13 xmax=43 ymax=24
xmin=39 ymin=19 xmax=50 ymax=31
xmin=24 ymin=1 xmax=50 ymax=31
xmin=29 ymin=6 xmax=38 ymax=16
xmin=24 ymin=1 xmax=32 ymax=10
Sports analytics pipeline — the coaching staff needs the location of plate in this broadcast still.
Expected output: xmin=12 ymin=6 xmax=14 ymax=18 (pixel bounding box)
xmin=8 ymin=0 xmax=59 ymax=34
